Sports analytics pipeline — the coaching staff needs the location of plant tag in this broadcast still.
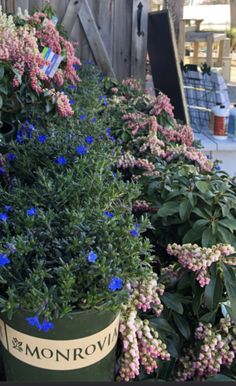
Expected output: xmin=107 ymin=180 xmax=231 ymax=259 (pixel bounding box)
xmin=42 ymin=47 xmax=64 ymax=78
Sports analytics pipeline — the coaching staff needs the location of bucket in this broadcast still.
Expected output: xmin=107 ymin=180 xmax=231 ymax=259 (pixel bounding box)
xmin=213 ymin=105 xmax=229 ymax=140
xmin=228 ymin=104 xmax=236 ymax=137
xmin=0 ymin=308 xmax=119 ymax=381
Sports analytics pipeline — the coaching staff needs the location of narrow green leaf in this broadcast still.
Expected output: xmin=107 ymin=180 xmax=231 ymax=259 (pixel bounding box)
xmin=200 ymin=310 xmax=216 ymax=323
xmin=0 ymin=66 xmax=4 ymax=79
xmin=157 ymin=202 xmax=179 ymax=217
xmin=179 ymin=199 xmax=192 ymax=221
xmin=217 ymin=225 xmax=234 ymax=244
xmin=161 ymin=293 xmax=184 ymax=314
xmin=183 ymin=228 xmax=201 ymax=244
xmin=173 ymin=313 xmax=191 ymax=340
xmin=192 ymin=207 xmax=210 ymax=220
xmin=218 ymin=218 xmax=236 ymax=232
xmin=204 ymin=271 xmax=223 ymax=311
xmin=202 ymin=227 xmax=216 ymax=247
xmin=196 ymin=181 xmax=210 ymax=193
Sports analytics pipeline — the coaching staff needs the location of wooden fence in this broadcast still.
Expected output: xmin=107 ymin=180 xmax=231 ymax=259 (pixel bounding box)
xmin=1 ymin=0 xmax=148 ymax=81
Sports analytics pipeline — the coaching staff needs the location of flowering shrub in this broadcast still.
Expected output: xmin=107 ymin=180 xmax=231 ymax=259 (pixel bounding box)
xmin=0 ymin=7 xmax=80 ymax=124
xmin=103 ymin=76 xmax=236 ymax=381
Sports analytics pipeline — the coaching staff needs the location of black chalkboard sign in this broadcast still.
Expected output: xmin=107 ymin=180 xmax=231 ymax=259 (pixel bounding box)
xmin=148 ymin=10 xmax=189 ymax=124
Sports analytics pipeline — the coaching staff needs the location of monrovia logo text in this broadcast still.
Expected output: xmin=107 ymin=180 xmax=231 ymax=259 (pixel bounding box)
xmin=0 ymin=315 xmax=120 ymax=370
xmin=16 ymin=327 xmax=118 ymax=362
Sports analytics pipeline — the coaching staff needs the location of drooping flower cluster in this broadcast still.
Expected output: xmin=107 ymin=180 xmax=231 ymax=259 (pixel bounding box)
xmin=150 ymin=92 xmax=175 ymax=119
xmin=176 ymin=317 xmax=236 ymax=381
xmin=167 ymin=243 xmax=235 ymax=287
xmin=164 ymin=145 xmax=212 ymax=172
xmin=118 ymin=274 xmax=170 ymax=381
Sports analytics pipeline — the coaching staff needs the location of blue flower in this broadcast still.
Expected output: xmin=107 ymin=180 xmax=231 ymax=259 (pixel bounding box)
xmin=4 ymin=206 xmax=12 ymax=212
xmin=0 ymin=167 xmax=5 ymax=174
xmin=0 ymin=253 xmax=10 ymax=267
xmin=27 ymin=207 xmax=37 ymax=217
xmin=55 ymin=156 xmax=67 ymax=165
xmin=76 ymin=145 xmax=87 ymax=156
xmin=26 ymin=315 xmax=41 ymax=330
xmin=108 ymin=277 xmax=123 ymax=292
xmin=113 ymin=172 xmax=117 ymax=177
xmin=85 ymin=136 xmax=94 ymax=144
xmin=40 ymin=320 xmax=55 ymax=333
xmin=87 ymin=251 xmax=98 ymax=263
xmin=106 ymin=128 xmax=111 ymax=135
xmin=38 ymin=135 xmax=46 ymax=144
xmin=6 ymin=243 xmax=16 ymax=253
xmin=0 ymin=213 xmax=8 ymax=222
xmin=69 ymin=99 xmax=75 ymax=105
xmin=104 ymin=211 xmax=114 ymax=218
xmin=69 ymin=84 xmax=76 ymax=90
xmin=216 ymin=165 xmax=221 ymax=171
xmin=8 ymin=153 xmax=16 ymax=161
xmin=80 ymin=114 xmax=87 ymax=121
xmin=91 ymin=117 xmax=96 ymax=123
xmin=73 ymin=63 xmax=81 ymax=71
xmin=130 ymin=224 xmax=140 ymax=237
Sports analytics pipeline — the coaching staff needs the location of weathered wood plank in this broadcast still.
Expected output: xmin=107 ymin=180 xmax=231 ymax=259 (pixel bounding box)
xmin=7 ymin=0 xmax=15 ymax=13
xmin=61 ymin=0 xmax=80 ymax=36
xmin=131 ymin=0 xmax=148 ymax=80
xmin=14 ymin=0 xmax=29 ymax=12
xmin=113 ymin=0 xmax=132 ymax=80
xmin=92 ymin=0 xmax=114 ymax=59
xmin=28 ymin=0 xmax=43 ymax=13
xmin=78 ymin=0 xmax=115 ymax=78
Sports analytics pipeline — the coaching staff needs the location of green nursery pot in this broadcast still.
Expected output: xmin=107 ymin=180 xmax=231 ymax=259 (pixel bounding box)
xmin=0 ymin=308 xmax=119 ymax=381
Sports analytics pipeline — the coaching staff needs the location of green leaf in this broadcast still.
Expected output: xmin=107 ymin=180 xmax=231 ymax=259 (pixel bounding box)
xmin=0 ymin=83 xmax=8 ymax=95
xmin=0 ymin=94 xmax=2 ymax=109
xmin=192 ymin=219 xmax=209 ymax=231
xmin=179 ymin=199 xmax=192 ymax=221
xmin=0 ymin=66 xmax=4 ymax=79
xmin=222 ymin=263 xmax=236 ymax=324
xmin=157 ymin=201 xmax=179 ymax=217
xmin=204 ymin=270 xmax=223 ymax=310
xmin=217 ymin=226 xmax=234 ymax=244
xmin=202 ymin=227 xmax=216 ymax=247
xmin=173 ymin=313 xmax=191 ymax=340
xmin=150 ymin=317 xmax=179 ymax=337
xmin=192 ymin=283 xmax=204 ymax=316
xmin=196 ymin=181 xmax=209 ymax=193
xmin=187 ymin=192 xmax=196 ymax=207
xmin=182 ymin=228 xmax=201 ymax=244
xmin=192 ymin=207 xmax=210 ymax=220
xmin=206 ymin=374 xmax=236 ymax=381
xmin=161 ymin=293 xmax=184 ymax=314
xmin=218 ymin=218 xmax=236 ymax=232
xmin=200 ymin=310 xmax=216 ymax=323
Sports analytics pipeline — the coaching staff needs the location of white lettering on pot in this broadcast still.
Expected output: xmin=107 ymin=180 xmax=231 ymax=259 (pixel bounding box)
xmin=0 ymin=314 xmax=120 ymax=370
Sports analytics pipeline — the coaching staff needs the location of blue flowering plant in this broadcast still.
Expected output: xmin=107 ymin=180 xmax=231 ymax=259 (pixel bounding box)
xmin=0 ymin=68 xmax=153 ymax=332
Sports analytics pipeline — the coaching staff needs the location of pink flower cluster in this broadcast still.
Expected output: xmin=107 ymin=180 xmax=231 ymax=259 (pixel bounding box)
xmin=177 ymin=318 xmax=236 ymax=381
xmin=122 ymin=78 xmax=143 ymax=92
xmin=29 ymin=13 xmax=81 ymax=85
xmin=150 ymin=92 xmax=175 ymax=119
xmin=0 ymin=9 xmax=81 ymax=117
xmin=133 ymin=200 xmax=158 ymax=213
xmin=119 ymin=275 xmax=170 ymax=381
xmin=164 ymin=145 xmax=213 ymax=172
xmin=117 ymin=152 xmax=155 ymax=172
xmin=167 ymin=243 xmax=235 ymax=287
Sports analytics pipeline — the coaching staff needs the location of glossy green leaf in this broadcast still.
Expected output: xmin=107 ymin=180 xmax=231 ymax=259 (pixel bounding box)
xmin=157 ymin=201 xmax=179 ymax=217
xmin=196 ymin=181 xmax=210 ymax=193
xmin=204 ymin=270 xmax=223 ymax=311
xmin=173 ymin=313 xmax=191 ymax=340
xmin=179 ymin=199 xmax=192 ymax=221
xmin=202 ymin=227 xmax=216 ymax=247
xmin=161 ymin=293 xmax=184 ymax=314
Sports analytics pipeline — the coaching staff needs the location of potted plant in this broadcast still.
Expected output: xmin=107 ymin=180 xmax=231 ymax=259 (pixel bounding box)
xmin=0 ymin=74 xmax=156 ymax=380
